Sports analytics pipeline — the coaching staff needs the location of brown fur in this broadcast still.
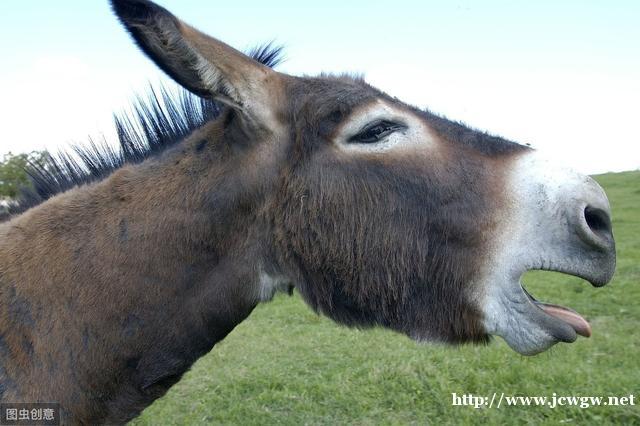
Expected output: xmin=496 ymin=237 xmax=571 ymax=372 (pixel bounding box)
xmin=0 ymin=0 xmax=530 ymax=423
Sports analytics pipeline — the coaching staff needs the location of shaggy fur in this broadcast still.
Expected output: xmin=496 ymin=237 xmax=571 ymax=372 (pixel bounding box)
xmin=0 ymin=0 xmax=529 ymax=423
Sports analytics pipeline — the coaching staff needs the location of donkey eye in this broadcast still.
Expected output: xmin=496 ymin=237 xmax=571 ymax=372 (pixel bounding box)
xmin=349 ymin=120 xmax=405 ymax=144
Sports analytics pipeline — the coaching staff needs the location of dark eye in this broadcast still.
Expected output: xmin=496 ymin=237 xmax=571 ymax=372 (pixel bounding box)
xmin=348 ymin=120 xmax=405 ymax=144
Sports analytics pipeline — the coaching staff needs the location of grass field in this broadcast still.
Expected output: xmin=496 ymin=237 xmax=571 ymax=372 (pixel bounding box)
xmin=132 ymin=171 xmax=639 ymax=425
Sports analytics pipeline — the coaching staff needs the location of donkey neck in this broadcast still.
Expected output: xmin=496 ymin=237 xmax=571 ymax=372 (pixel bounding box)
xmin=0 ymin=123 xmax=283 ymax=423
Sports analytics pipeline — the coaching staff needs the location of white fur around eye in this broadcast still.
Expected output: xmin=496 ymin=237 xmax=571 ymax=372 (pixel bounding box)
xmin=335 ymin=99 xmax=435 ymax=153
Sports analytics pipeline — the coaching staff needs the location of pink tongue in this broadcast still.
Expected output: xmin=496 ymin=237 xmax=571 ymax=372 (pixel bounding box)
xmin=537 ymin=303 xmax=592 ymax=337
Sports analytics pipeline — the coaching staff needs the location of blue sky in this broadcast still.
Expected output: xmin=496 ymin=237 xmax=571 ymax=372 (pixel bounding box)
xmin=1 ymin=0 xmax=639 ymax=173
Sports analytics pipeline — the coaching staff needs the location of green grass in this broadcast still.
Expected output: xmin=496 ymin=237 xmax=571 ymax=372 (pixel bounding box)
xmin=132 ymin=171 xmax=640 ymax=425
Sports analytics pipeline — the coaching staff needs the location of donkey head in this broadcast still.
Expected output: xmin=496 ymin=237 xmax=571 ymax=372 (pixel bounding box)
xmin=112 ymin=0 xmax=616 ymax=355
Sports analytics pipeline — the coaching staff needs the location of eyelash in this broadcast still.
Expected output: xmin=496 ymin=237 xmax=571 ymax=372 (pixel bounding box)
xmin=348 ymin=120 xmax=406 ymax=144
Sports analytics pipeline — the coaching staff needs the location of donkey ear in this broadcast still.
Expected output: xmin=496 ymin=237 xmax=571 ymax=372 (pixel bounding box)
xmin=111 ymin=0 xmax=276 ymax=117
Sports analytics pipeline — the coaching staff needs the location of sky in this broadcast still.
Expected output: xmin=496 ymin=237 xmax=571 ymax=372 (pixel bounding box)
xmin=1 ymin=0 xmax=638 ymax=174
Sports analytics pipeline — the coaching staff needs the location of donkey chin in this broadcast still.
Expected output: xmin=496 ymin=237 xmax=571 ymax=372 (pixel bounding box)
xmin=480 ymin=151 xmax=616 ymax=355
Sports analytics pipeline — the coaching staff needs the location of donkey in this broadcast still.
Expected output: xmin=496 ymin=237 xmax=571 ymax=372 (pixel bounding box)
xmin=0 ymin=0 xmax=616 ymax=423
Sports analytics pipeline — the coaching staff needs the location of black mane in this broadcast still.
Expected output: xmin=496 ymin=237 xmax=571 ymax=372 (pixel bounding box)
xmin=4 ymin=44 xmax=283 ymax=219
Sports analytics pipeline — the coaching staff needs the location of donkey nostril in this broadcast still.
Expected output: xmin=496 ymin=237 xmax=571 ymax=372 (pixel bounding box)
xmin=584 ymin=206 xmax=612 ymax=237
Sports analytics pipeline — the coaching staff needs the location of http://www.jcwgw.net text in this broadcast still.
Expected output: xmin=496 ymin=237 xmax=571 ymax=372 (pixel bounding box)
xmin=452 ymin=392 xmax=635 ymax=409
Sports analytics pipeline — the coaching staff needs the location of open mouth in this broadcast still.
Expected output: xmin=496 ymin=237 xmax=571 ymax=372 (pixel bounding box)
xmin=484 ymin=253 xmax=616 ymax=355
xmin=522 ymin=285 xmax=592 ymax=339
xmin=481 ymin=263 xmax=613 ymax=355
